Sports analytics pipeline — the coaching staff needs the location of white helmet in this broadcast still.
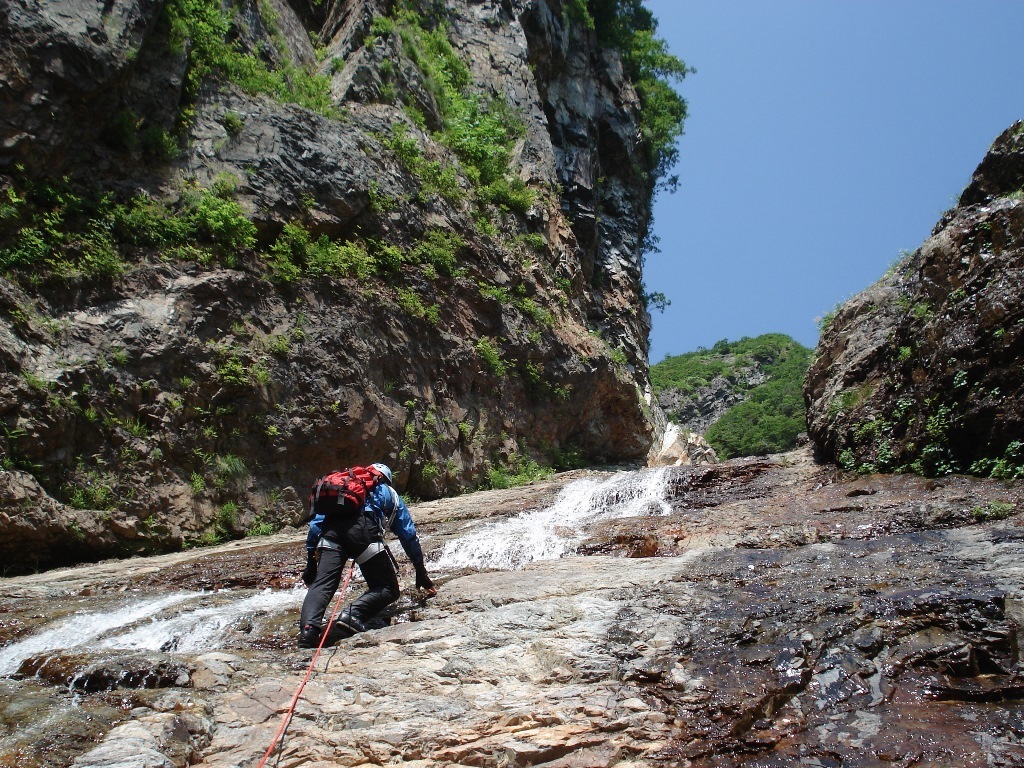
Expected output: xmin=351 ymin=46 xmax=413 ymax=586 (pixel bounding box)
xmin=371 ymin=463 xmax=393 ymax=484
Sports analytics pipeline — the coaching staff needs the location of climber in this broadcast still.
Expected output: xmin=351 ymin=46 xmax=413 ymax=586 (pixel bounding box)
xmin=298 ymin=462 xmax=437 ymax=648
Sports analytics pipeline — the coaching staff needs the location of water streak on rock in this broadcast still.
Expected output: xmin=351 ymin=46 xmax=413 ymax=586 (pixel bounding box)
xmin=433 ymin=468 xmax=673 ymax=570
xmin=97 ymin=588 xmax=304 ymax=654
xmin=0 ymin=588 xmax=305 ymax=676
xmin=0 ymin=593 xmax=196 ymax=676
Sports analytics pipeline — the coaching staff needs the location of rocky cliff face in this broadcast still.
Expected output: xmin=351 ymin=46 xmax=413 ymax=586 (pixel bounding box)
xmin=0 ymin=0 xmax=665 ymax=571
xmin=805 ymin=121 xmax=1024 ymax=477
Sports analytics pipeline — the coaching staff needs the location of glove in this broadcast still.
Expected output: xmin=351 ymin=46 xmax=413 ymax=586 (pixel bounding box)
xmin=415 ymin=565 xmax=436 ymax=596
xmin=301 ymin=551 xmax=317 ymax=586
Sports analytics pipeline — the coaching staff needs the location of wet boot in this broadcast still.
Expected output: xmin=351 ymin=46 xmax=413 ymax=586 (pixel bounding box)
xmin=297 ymin=623 xmax=322 ymax=649
xmin=335 ymin=609 xmax=367 ymax=636
xmin=322 ymin=621 xmax=355 ymax=645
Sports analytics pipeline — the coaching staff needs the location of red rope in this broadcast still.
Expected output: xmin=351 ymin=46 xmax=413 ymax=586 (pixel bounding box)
xmin=255 ymin=561 xmax=356 ymax=768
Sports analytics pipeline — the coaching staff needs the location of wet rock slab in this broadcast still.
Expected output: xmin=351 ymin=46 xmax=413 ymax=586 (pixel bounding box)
xmin=17 ymin=652 xmax=191 ymax=692
xmin=1 ymin=449 xmax=1022 ymax=766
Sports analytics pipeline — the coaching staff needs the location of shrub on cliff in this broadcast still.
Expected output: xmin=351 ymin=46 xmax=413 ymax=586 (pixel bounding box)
xmin=268 ymin=222 xmax=379 ymax=281
xmin=0 ymin=178 xmax=257 ymax=282
xmin=164 ymin=0 xmax=335 ymax=116
xmin=568 ymin=0 xmax=692 ymax=188
xmin=376 ymin=9 xmax=531 ymax=210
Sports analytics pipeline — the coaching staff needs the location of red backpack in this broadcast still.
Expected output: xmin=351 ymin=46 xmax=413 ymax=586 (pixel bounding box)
xmin=309 ymin=465 xmax=387 ymax=518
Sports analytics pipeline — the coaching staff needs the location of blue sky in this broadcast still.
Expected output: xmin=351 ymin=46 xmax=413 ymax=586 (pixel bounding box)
xmin=642 ymin=0 xmax=1024 ymax=363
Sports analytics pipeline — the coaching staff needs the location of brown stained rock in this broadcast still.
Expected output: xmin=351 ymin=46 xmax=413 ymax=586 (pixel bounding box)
xmin=18 ymin=651 xmax=191 ymax=692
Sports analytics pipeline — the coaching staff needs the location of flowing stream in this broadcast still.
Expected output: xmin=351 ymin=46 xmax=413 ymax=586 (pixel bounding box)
xmin=432 ymin=467 xmax=673 ymax=570
xmin=0 ymin=588 xmax=304 ymax=677
xmin=0 ymin=467 xmax=672 ymax=767
xmin=1 ymin=469 xmax=670 ymax=675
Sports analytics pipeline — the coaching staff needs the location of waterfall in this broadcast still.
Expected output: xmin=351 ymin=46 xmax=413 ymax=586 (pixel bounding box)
xmin=433 ymin=467 xmax=673 ymax=571
xmin=0 ymin=588 xmax=305 ymax=676
xmin=660 ymin=421 xmax=682 ymax=455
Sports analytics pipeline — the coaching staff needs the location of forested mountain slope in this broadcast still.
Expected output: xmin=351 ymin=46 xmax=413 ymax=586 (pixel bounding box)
xmin=652 ymin=334 xmax=811 ymax=458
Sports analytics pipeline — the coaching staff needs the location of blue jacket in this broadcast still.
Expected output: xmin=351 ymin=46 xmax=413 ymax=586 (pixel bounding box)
xmin=306 ymin=482 xmax=425 ymax=567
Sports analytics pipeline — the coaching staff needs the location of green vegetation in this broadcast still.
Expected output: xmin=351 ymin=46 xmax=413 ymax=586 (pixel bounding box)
xmin=830 ymin=379 xmax=1013 ymax=478
xmin=210 ymin=345 xmax=269 ymax=389
xmin=0 ymin=179 xmax=126 ymax=281
xmin=410 ymin=228 xmax=464 ymax=276
xmin=213 ymin=454 xmax=247 ymax=488
xmin=475 ymin=337 xmax=507 ymax=377
xmin=103 ymin=110 xmax=181 ymax=158
xmin=970 ymin=500 xmax=1016 ymax=522
xmin=486 ymin=453 xmax=554 ymax=490
xmin=970 ymin=441 xmax=1024 ymax=480
xmin=522 ymin=360 xmax=571 ymax=402
xmin=64 ymin=468 xmax=119 ymax=510
xmin=816 ymin=304 xmax=841 ymax=333
xmin=375 ymin=9 xmax=533 ymax=210
xmin=217 ymin=501 xmax=239 ymax=533
xmin=268 ymin=222 xmax=377 ymax=282
xmin=382 ymin=124 xmax=464 ymax=204
xmin=609 ymin=347 xmax=628 ymax=367
xmin=22 ymin=371 xmax=51 ymax=391
xmin=651 ymin=334 xmax=813 ymax=459
xmin=479 ymin=283 xmax=511 ymax=303
xmin=0 ymin=177 xmax=257 ymax=283
xmin=516 ymin=296 xmax=555 ymax=327
xmin=164 ymin=0 xmax=336 ymax=116
xmin=247 ymin=517 xmax=276 ymax=536
xmin=0 ymin=1 xmax=694 ymax=523
xmin=396 ymin=287 xmax=440 ymax=324
xmin=0 ymin=425 xmax=34 ymax=472
xmin=642 ymin=289 xmax=670 ymax=313
xmin=221 ymin=111 xmax=244 ymax=136
xmin=517 ymin=233 xmax=547 ymax=251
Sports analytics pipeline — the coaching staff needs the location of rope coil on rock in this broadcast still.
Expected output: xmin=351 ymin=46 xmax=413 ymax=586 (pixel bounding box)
xmin=255 ymin=561 xmax=356 ymax=768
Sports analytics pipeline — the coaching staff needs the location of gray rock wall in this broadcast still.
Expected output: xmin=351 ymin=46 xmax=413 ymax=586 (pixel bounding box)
xmin=0 ymin=0 xmax=664 ymax=571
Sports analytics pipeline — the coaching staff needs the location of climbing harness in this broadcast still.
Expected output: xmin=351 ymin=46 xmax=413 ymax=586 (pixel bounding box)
xmin=317 ymin=536 xmax=387 ymax=565
xmin=255 ymin=560 xmax=357 ymax=768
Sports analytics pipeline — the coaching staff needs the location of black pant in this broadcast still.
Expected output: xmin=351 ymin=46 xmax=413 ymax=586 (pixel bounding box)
xmin=300 ymin=546 xmax=401 ymax=632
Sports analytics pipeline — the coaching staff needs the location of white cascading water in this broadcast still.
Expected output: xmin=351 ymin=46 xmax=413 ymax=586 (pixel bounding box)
xmin=660 ymin=421 xmax=682 ymax=456
xmin=100 ymin=588 xmax=303 ymax=653
xmin=0 ymin=587 xmax=304 ymax=676
xmin=0 ymin=592 xmax=197 ymax=676
xmin=432 ymin=467 xmax=674 ymax=570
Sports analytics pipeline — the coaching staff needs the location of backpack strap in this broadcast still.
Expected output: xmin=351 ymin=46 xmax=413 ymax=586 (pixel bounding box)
xmin=381 ymin=484 xmax=401 ymax=531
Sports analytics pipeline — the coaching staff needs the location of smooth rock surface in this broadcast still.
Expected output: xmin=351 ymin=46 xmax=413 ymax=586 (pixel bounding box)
xmin=1 ymin=448 xmax=1021 ymax=766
